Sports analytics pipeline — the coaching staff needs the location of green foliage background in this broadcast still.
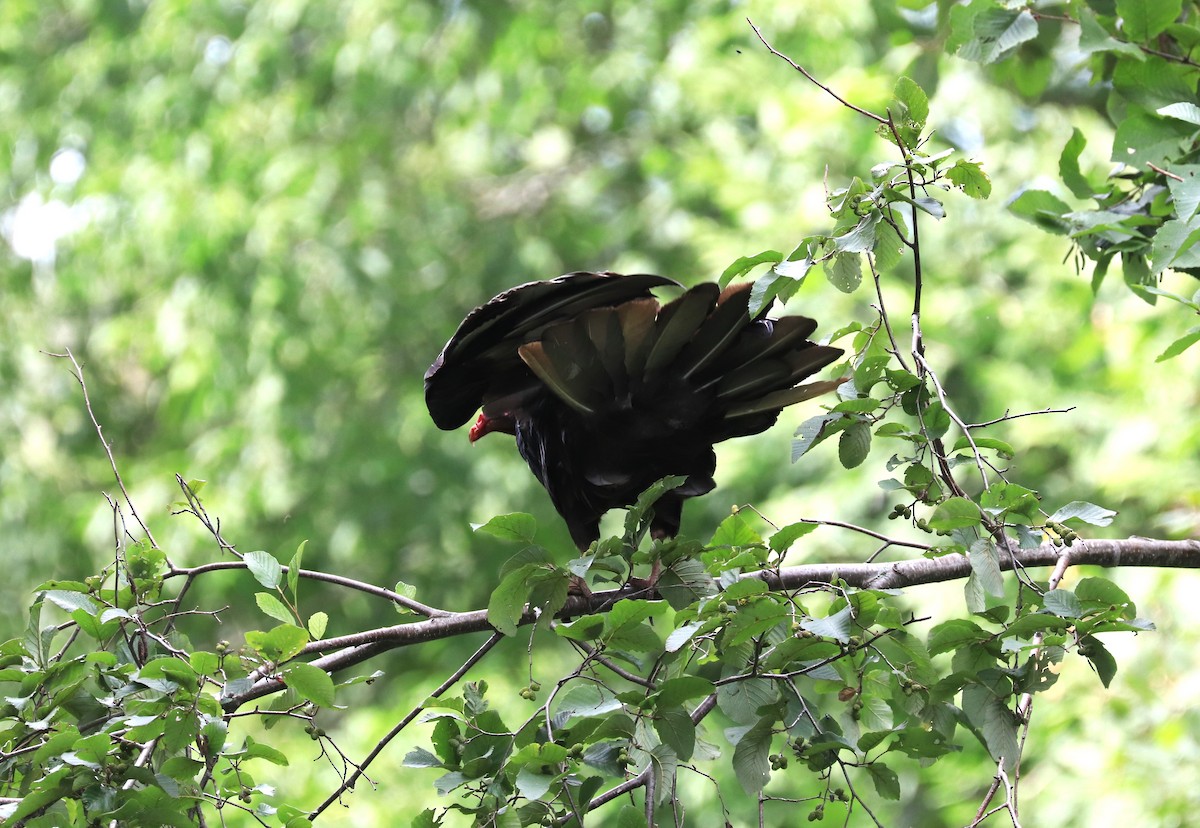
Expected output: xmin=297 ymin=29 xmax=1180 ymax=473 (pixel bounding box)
xmin=1 ymin=0 xmax=1198 ymax=824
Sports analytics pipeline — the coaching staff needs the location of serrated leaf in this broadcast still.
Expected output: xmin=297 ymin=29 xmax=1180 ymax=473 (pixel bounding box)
xmin=792 ymin=413 xmax=840 ymax=462
xmin=719 ymin=250 xmax=784 ymax=287
xmin=867 ymin=761 xmax=901 ymax=800
xmin=653 ymin=708 xmax=696 ymax=761
xmin=1048 ymin=501 xmax=1116 ymax=527
xmin=287 ymin=540 xmax=307 ymax=599
xmin=486 ymin=564 xmax=537 ymax=637
xmin=928 ymin=497 xmax=981 ymax=531
xmin=768 ymin=521 xmax=818 ymax=553
xmin=893 ymin=76 xmax=929 ymax=129
xmin=1057 ymin=128 xmax=1093 ymax=199
xmin=402 ymin=747 xmax=444 ymax=769
xmin=255 ymin=592 xmax=294 ymax=624
xmin=472 ymin=512 xmax=537 ymax=543
xmin=665 ymin=622 xmax=703 ymax=653
xmin=951 ymin=435 xmax=1014 ymax=459
xmin=246 ymin=551 xmax=283 ymax=589
xmin=1080 ymin=635 xmax=1118 ymax=687
xmin=958 ymin=8 xmax=1038 ymax=64
xmin=826 ymin=251 xmax=863 ymax=293
xmin=947 ymin=159 xmax=992 ymax=199
xmin=655 ymin=677 xmax=716 ymax=709
xmin=244 ymin=624 xmax=309 ymax=663
xmin=968 ymin=539 xmax=1005 ymax=598
xmin=1043 ymin=589 xmax=1083 ymax=618
xmin=283 ymin=662 xmax=336 ymax=707
xmin=800 ymin=605 xmax=853 ymax=643
xmin=838 ymin=421 xmax=871 ymax=468
xmin=1156 ymin=326 xmax=1200 ymax=361
xmin=1008 ymin=189 xmax=1072 ymax=234
xmin=1118 ymin=0 xmax=1182 ymax=41
xmin=731 ymin=717 xmax=774 ymax=794
xmin=44 ymin=590 xmax=98 ymax=615
xmin=962 ymin=685 xmax=1019 ymax=771
xmin=308 ymin=612 xmax=328 ymax=639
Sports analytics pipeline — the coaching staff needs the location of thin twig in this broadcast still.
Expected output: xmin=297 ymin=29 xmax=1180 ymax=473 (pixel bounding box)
xmin=308 ymin=631 xmax=504 ymax=819
xmin=968 ymin=407 xmax=1076 ymax=428
xmin=747 ymin=20 xmax=887 ymax=123
xmin=49 ymin=349 xmax=159 ymax=549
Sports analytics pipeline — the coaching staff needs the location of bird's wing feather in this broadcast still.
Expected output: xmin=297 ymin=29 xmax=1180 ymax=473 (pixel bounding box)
xmin=642 ymin=282 xmax=720 ymax=381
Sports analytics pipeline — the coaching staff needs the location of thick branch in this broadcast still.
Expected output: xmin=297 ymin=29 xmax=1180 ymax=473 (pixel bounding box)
xmin=756 ymin=537 xmax=1200 ymax=592
xmin=219 ymin=538 xmax=1199 ymax=713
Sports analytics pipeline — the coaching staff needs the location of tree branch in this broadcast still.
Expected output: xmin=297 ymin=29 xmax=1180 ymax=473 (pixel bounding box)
xmin=219 ymin=538 xmax=1200 ymax=712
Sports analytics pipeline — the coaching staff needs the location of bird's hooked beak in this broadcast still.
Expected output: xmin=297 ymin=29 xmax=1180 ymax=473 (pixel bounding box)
xmin=469 ymin=411 xmax=514 ymax=443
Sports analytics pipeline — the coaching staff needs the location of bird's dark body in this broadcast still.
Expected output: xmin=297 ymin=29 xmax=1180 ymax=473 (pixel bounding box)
xmin=424 ymin=271 xmax=843 ymax=550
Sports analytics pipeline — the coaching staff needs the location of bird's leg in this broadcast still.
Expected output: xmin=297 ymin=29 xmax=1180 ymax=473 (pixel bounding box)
xmin=626 ymin=529 xmax=669 ymax=592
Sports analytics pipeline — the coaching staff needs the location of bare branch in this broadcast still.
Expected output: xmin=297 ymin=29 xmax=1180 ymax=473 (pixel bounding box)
xmin=746 ymin=20 xmax=887 ymax=124
xmin=48 ymin=349 xmax=159 ymax=549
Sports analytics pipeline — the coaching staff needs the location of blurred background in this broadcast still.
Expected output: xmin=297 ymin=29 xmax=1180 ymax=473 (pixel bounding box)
xmin=2 ymin=1 xmax=1198 ymax=824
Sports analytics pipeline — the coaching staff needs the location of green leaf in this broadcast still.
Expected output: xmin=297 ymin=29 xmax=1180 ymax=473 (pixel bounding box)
xmin=654 ymin=677 xmax=716 ymax=709
xmin=719 ymin=250 xmax=784 ymax=287
xmin=962 ymin=684 xmax=1019 ymax=771
xmin=825 ymin=251 xmax=863 ymax=293
xmin=284 ymin=662 xmax=336 ymax=707
xmin=44 ymin=589 xmax=98 ymax=615
xmin=952 ymin=435 xmax=1014 ymax=459
xmin=244 ymin=624 xmax=310 ymax=663
xmin=892 ymin=76 xmax=929 ymax=130
xmin=1080 ymin=635 xmax=1118 ymax=687
xmin=968 ymin=539 xmax=1005 ymax=598
xmin=922 ymin=400 xmax=951 ymax=438
xmin=1058 ymin=128 xmax=1093 ymax=199
xmin=958 ymin=8 xmax=1038 ymax=64
xmin=244 ymin=737 xmax=291 ymax=766
xmin=1157 ymin=101 xmax=1200 ymax=126
xmin=1112 ymin=110 xmax=1190 ymax=165
xmin=653 ymin=708 xmax=696 ymax=761
xmin=867 ymin=761 xmax=901 ymax=800
xmin=1156 ymin=326 xmax=1200 ymax=361
xmin=1008 ymin=189 xmax=1072 ymax=235
xmin=256 ymin=592 xmax=294 ymax=624
xmin=947 ymin=159 xmax=992 ymax=199
xmin=731 ymin=717 xmax=774 ymax=794
xmin=1043 ymin=589 xmax=1083 ymax=619
xmin=308 ymin=611 xmax=328 ymax=639
xmin=287 ymin=539 xmax=306 ymax=600
xmin=1166 ymin=165 xmax=1200 ymax=221
xmin=616 ymin=804 xmax=650 ymax=828
xmin=928 ymin=619 xmax=990 ymax=655
xmin=1116 ymin=0 xmax=1181 ymax=40
xmin=928 ymin=497 xmax=982 ymax=531
xmin=800 ymin=605 xmax=853 ymax=643
xmin=486 ymin=564 xmax=538 ymax=636
xmin=472 ymin=512 xmax=537 ymax=543
xmin=1075 ymin=577 xmax=1132 ymax=608
xmin=768 ymin=522 xmax=818 ymax=553
xmin=1048 ymin=501 xmax=1117 ymax=526
xmin=838 ymin=421 xmax=871 ymax=469
xmin=792 ymin=413 xmax=840 ymax=461
xmin=403 ymin=747 xmax=445 ymax=769
xmin=709 ymin=512 xmax=763 ymax=548
xmin=246 ymin=551 xmax=283 ymax=589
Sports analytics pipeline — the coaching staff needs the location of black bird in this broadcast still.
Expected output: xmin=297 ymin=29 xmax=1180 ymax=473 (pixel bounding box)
xmin=425 ymin=271 xmax=843 ymax=551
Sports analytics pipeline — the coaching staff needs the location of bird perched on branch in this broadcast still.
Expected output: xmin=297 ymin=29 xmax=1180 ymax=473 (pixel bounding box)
xmin=425 ymin=271 xmax=843 ymax=553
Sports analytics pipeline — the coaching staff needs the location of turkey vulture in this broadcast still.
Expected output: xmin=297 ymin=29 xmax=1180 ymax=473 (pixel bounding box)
xmin=425 ymin=271 xmax=843 ymax=552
